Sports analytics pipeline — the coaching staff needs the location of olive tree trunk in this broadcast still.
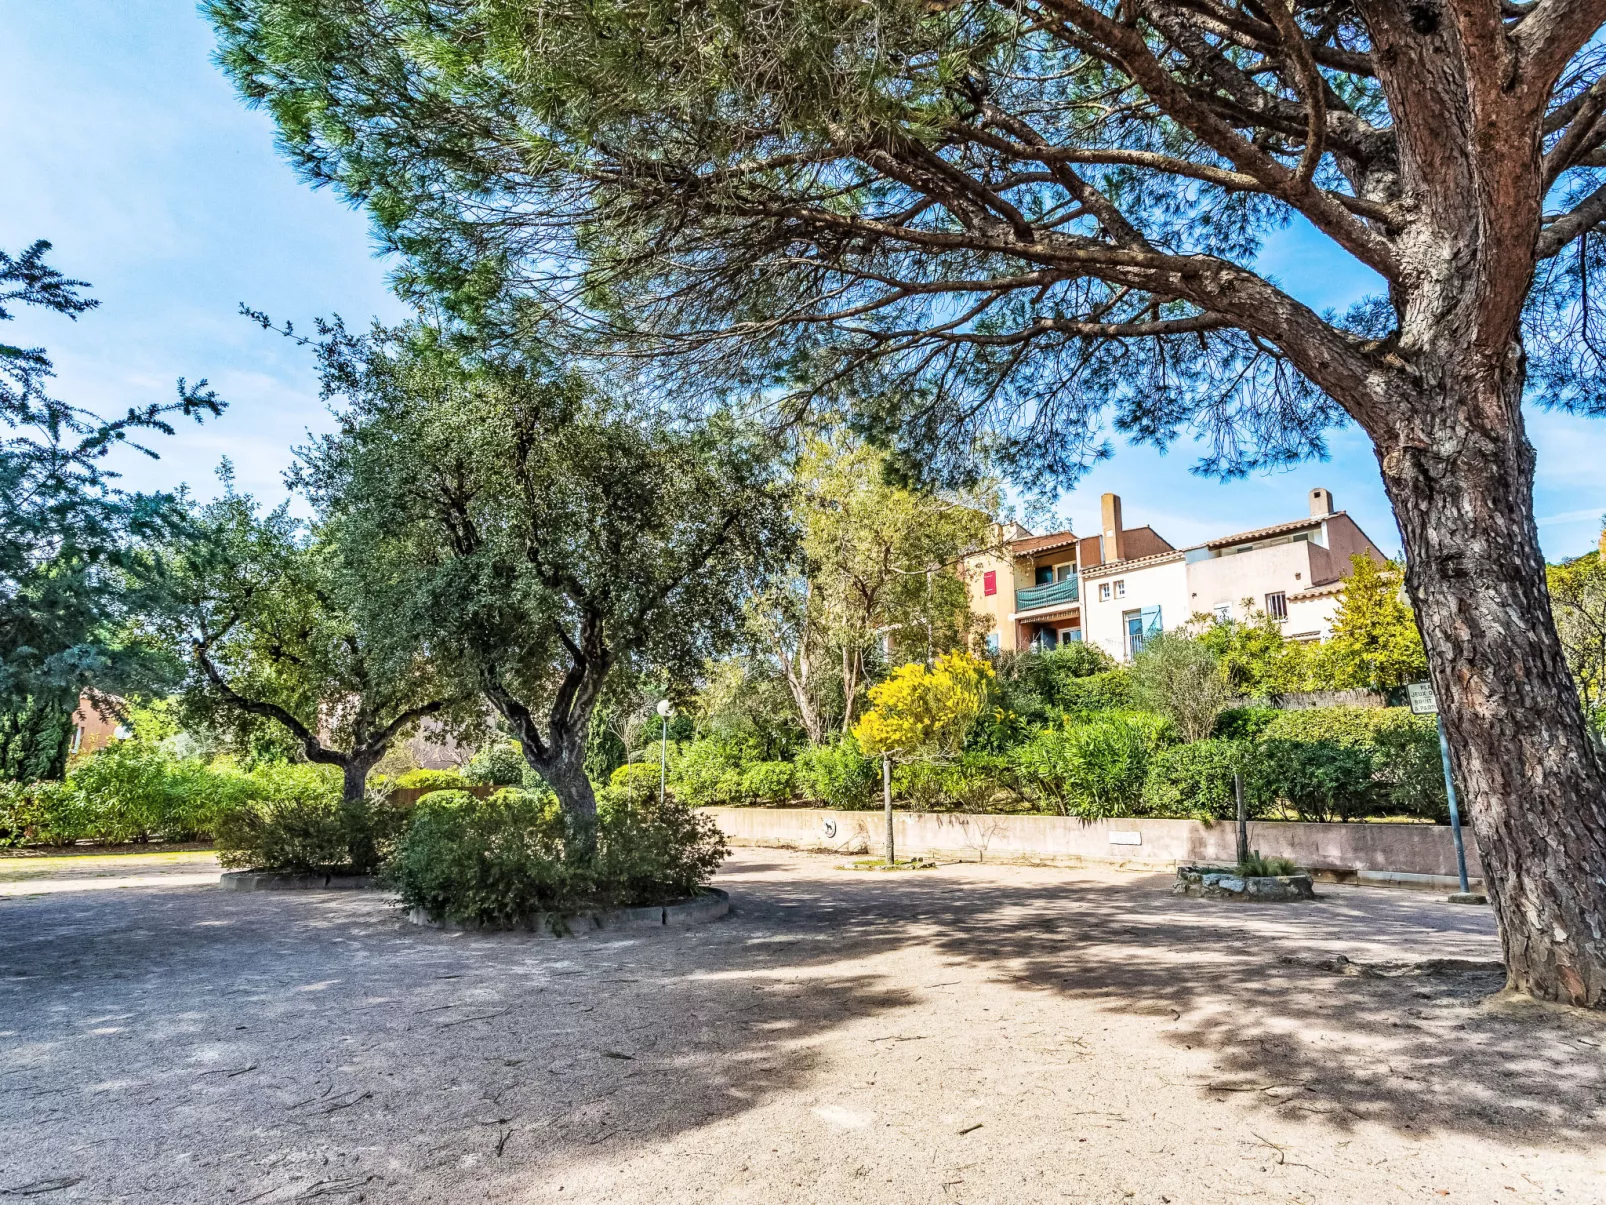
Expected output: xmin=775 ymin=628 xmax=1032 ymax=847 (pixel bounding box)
xmin=1375 ymin=350 xmax=1606 ymax=1008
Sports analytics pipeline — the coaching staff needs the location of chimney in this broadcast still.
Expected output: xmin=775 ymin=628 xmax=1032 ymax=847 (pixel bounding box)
xmin=1309 ymin=487 xmax=1334 ymax=518
xmin=1100 ymin=493 xmax=1124 ymax=563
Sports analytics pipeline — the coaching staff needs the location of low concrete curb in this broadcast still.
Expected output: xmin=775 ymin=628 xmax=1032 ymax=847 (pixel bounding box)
xmin=407 ymin=887 xmax=731 ymax=935
xmin=218 ymin=871 xmax=379 ymax=892
xmin=1173 ymin=865 xmax=1315 ymax=902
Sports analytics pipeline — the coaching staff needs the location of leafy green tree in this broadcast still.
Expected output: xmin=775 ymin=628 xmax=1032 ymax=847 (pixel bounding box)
xmin=2 ymin=241 xmax=223 ymax=712
xmin=1194 ymin=609 xmax=1313 ymax=698
xmin=1322 ymin=556 xmax=1429 ymax=691
xmin=1131 ymin=630 xmax=1234 ymax=743
xmin=797 ymin=433 xmax=996 ymax=733
xmin=0 ymin=697 xmax=76 ymax=783
xmin=148 ymin=477 xmax=467 ymax=866
xmin=211 ymin=0 xmax=1606 ymax=1006
xmin=1548 ymin=533 xmax=1606 ymax=736
xmin=294 ymin=328 xmax=794 ymax=827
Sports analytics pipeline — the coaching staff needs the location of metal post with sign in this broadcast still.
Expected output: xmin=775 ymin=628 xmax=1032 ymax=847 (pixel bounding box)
xmin=1407 ymin=682 xmax=1484 ymax=903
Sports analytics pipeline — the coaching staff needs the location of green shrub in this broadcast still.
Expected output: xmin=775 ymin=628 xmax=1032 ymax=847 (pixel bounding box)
xmin=983 ymin=647 xmax=1120 ymax=742
xmin=394 ymin=768 xmax=469 ymax=791
xmin=464 ymin=743 xmax=527 ymax=786
xmin=590 ymin=793 xmax=730 ymax=907
xmin=794 ymin=739 xmax=880 ymax=810
xmin=0 ymin=779 xmax=85 ymax=847
xmin=214 ymin=764 xmax=408 ymax=874
xmin=1372 ymin=719 xmax=1449 ymax=821
xmin=666 ymin=738 xmax=745 ymax=807
xmin=1055 ymin=669 xmax=1134 ymax=715
xmin=1257 ymin=706 xmax=1445 ymax=819
xmin=1251 ymin=738 xmax=1374 ymax=823
xmin=391 ymin=787 xmax=727 ymax=926
xmin=1212 ymin=706 xmax=1280 ymax=741
xmin=67 ymin=741 xmax=231 ymax=844
xmin=892 ymin=753 xmax=1008 ymax=811
xmin=737 ymin=760 xmax=796 ymax=806
xmin=1142 ymin=739 xmax=1255 ymax=820
xmin=609 ymin=762 xmax=664 ymax=804
xmin=1012 ymin=713 xmax=1168 ymax=817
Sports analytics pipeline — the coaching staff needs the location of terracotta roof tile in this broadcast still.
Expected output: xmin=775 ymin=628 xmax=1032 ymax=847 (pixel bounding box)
xmin=1203 ymin=514 xmax=1335 ymax=549
xmin=1010 ymin=530 xmax=1079 ymax=556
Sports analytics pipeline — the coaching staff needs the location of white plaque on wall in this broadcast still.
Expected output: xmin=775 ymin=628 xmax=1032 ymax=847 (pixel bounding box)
xmin=1108 ymin=830 xmax=1142 ymax=846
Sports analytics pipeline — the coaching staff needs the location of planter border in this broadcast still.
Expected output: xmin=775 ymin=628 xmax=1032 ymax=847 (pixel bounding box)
xmin=1173 ymin=864 xmax=1316 ymax=902
xmin=407 ymin=886 xmax=730 ymax=935
xmin=219 ymin=870 xmax=379 ymax=892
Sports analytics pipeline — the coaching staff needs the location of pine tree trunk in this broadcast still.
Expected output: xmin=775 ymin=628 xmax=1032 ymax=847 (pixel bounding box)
xmin=1376 ymin=354 xmax=1606 ymax=1008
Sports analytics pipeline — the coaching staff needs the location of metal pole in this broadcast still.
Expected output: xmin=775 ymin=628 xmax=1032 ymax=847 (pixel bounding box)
xmin=1234 ymin=771 xmax=1248 ymax=867
xmin=660 ymin=716 xmax=668 ymax=807
xmin=1437 ymin=715 xmax=1471 ymax=895
xmin=883 ymin=753 xmax=895 ymax=867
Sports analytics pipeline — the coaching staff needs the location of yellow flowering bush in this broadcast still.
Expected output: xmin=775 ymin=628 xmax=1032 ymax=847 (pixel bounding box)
xmin=853 ymin=651 xmax=995 ymax=757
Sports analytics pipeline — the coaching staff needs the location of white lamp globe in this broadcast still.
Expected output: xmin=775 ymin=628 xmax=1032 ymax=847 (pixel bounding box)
xmin=656 ymin=698 xmax=673 ymax=718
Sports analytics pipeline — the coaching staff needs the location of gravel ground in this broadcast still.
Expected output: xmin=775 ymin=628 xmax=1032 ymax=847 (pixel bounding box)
xmin=0 ymin=851 xmax=221 ymax=897
xmin=0 ymin=850 xmax=1602 ymax=1204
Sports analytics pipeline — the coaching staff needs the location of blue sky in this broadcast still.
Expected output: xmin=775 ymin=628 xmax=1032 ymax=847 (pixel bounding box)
xmin=4 ymin=1 xmax=1604 ymax=560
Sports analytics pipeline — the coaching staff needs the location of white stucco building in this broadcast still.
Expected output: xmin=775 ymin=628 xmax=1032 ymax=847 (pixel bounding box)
xmin=965 ymin=487 xmax=1387 ymax=660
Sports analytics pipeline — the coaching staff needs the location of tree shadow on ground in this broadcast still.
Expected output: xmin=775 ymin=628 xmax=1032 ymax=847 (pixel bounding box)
xmin=1 ymin=856 xmax=1602 ymax=1203
xmin=724 ymin=862 xmax=1605 ymax=1148
xmin=0 ymin=884 xmax=914 ymax=1202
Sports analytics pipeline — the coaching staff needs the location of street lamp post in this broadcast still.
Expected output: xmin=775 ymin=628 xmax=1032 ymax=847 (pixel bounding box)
xmin=656 ymin=698 xmax=672 ymax=807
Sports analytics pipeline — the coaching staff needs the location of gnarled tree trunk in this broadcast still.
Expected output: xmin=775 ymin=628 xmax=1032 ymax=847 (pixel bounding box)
xmin=1375 ymin=347 xmax=1606 ymax=1007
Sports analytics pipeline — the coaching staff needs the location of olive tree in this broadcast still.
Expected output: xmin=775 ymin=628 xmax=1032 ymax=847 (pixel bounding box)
xmin=151 ymin=476 xmax=467 ymax=862
xmin=210 ymin=0 xmax=1606 ymax=1002
xmin=296 ymin=330 xmax=794 ymax=825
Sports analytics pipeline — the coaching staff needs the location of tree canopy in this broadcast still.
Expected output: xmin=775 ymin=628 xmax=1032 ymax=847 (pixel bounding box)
xmin=2 ymin=240 xmax=223 ymax=710
xmin=146 ymin=473 xmax=469 ymax=819
xmin=294 ymin=327 xmax=796 ymax=821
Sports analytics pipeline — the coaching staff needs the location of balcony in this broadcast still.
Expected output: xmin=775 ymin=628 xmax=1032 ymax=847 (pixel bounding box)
xmin=1015 ymin=576 xmax=1079 ymax=610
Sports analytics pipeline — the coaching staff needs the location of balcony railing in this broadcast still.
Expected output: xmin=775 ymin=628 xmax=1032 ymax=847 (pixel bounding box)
xmin=1015 ymin=576 xmax=1079 ymax=610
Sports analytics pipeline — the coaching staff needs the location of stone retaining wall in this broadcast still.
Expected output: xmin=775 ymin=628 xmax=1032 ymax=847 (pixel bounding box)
xmin=702 ymin=807 xmax=1483 ymax=889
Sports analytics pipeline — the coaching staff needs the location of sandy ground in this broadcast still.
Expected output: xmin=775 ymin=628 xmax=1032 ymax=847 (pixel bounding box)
xmin=0 ymin=850 xmax=1602 ymax=1205
xmin=0 ymin=850 xmax=221 ymax=896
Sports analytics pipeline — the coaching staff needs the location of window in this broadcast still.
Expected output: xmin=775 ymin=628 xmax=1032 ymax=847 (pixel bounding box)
xmin=1099 ymin=582 xmax=1111 ymax=602
xmin=985 ymin=632 xmax=1000 ymax=654
xmin=1054 ymin=562 xmax=1074 ymax=582
xmin=1265 ymin=591 xmax=1288 ymax=621
xmin=1126 ymin=606 xmax=1162 ymax=657
xmin=1114 ymin=579 xmax=1126 ymax=599
xmin=1057 ymin=627 xmax=1082 ymax=644
xmin=983 ymin=570 xmax=997 ymax=597
xmin=1214 ymin=604 xmax=1231 ymax=624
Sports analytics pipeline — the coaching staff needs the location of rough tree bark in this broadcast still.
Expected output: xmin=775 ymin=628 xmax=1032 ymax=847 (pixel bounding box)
xmin=480 ymin=611 xmax=612 ymax=833
xmin=1373 ymin=355 xmax=1606 ymax=1006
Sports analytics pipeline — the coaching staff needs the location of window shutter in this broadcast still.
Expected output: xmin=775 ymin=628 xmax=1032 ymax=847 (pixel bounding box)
xmin=1141 ymin=606 xmax=1163 ymax=638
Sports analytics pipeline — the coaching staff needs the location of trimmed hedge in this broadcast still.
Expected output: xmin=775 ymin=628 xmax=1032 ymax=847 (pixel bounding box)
xmin=1141 ymin=739 xmax=1248 ymax=820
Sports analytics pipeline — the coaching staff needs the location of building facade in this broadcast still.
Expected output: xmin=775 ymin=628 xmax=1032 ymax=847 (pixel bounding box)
xmin=966 ymin=487 xmax=1386 ymax=660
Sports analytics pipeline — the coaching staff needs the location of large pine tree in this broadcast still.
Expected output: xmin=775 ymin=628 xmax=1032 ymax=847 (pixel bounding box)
xmin=209 ymin=0 xmax=1606 ymax=1006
